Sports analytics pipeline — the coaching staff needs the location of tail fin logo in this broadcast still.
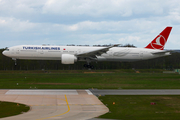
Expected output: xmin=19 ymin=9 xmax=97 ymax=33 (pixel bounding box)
xmin=151 ymin=35 xmax=166 ymax=49
xmin=145 ymin=27 xmax=172 ymax=50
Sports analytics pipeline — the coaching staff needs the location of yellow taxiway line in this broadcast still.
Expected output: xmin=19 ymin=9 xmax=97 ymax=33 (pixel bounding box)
xmin=36 ymin=95 xmax=70 ymax=120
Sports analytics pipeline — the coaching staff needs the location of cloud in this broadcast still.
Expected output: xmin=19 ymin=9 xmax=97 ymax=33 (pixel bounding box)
xmin=0 ymin=17 xmax=160 ymax=33
xmin=0 ymin=0 xmax=178 ymax=25
xmin=0 ymin=16 xmax=174 ymax=48
xmin=0 ymin=19 xmax=6 ymax=24
xmin=41 ymin=0 xmax=172 ymax=17
xmin=0 ymin=17 xmax=36 ymax=32
xmin=0 ymin=0 xmax=180 ymax=49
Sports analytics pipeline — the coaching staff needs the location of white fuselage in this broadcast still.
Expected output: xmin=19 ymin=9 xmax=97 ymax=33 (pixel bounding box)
xmin=2 ymin=45 xmax=170 ymax=62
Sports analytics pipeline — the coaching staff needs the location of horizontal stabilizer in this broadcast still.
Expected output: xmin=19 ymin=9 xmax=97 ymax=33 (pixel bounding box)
xmin=151 ymin=50 xmax=172 ymax=55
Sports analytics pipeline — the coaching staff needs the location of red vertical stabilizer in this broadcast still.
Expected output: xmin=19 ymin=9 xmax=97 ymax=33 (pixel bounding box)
xmin=145 ymin=27 xmax=172 ymax=50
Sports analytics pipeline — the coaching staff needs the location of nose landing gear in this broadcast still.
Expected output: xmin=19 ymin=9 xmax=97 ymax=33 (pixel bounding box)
xmin=12 ymin=58 xmax=17 ymax=65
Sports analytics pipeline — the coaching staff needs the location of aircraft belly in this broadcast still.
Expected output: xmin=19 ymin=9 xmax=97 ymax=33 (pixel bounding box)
xmin=17 ymin=57 xmax=61 ymax=60
xmin=97 ymin=56 xmax=139 ymax=62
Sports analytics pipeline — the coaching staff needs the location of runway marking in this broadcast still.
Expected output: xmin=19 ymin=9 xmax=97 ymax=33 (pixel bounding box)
xmin=85 ymin=90 xmax=93 ymax=95
xmin=31 ymin=104 xmax=103 ymax=106
xmin=36 ymin=95 xmax=70 ymax=120
xmin=5 ymin=90 xmax=78 ymax=95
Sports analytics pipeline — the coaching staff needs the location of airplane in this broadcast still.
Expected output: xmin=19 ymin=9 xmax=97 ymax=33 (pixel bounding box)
xmin=2 ymin=27 xmax=172 ymax=69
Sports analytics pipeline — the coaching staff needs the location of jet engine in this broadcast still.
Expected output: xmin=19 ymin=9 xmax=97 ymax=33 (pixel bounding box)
xmin=61 ymin=54 xmax=77 ymax=64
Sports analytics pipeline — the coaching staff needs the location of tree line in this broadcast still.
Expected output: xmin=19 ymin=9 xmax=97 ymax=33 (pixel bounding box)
xmin=0 ymin=48 xmax=180 ymax=70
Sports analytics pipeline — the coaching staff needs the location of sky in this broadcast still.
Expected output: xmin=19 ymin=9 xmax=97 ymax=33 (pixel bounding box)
xmin=0 ymin=0 xmax=180 ymax=49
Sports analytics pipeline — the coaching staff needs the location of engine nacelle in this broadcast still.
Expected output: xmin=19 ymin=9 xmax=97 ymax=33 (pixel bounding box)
xmin=61 ymin=54 xmax=77 ymax=64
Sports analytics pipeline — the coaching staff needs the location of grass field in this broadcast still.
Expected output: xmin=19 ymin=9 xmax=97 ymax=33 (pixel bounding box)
xmin=99 ymin=95 xmax=180 ymax=120
xmin=0 ymin=69 xmax=180 ymax=119
xmin=0 ymin=69 xmax=179 ymax=89
xmin=0 ymin=101 xmax=30 ymax=118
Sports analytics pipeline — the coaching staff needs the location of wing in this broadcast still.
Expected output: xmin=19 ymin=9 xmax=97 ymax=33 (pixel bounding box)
xmin=77 ymin=44 xmax=120 ymax=59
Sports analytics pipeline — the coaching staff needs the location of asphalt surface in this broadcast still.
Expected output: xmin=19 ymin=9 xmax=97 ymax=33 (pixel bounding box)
xmin=0 ymin=89 xmax=108 ymax=120
xmin=1 ymin=89 xmax=180 ymax=120
xmin=90 ymin=89 xmax=180 ymax=95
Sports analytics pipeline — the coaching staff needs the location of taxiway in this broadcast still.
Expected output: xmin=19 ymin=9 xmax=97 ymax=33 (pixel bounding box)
xmin=0 ymin=89 xmax=108 ymax=120
xmin=1 ymin=89 xmax=180 ymax=120
xmin=91 ymin=89 xmax=180 ymax=95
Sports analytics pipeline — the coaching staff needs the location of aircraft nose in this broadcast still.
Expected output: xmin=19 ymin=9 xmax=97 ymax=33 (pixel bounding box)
xmin=2 ymin=51 xmax=7 ymax=56
xmin=2 ymin=51 xmax=5 ymax=55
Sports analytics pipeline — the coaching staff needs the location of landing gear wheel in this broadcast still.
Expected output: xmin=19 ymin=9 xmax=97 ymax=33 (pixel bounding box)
xmin=84 ymin=64 xmax=94 ymax=69
xmin=84 ymin=64 xmax=87 ymax=68
xmin=90 ymin=65 xmax=94 ymax=69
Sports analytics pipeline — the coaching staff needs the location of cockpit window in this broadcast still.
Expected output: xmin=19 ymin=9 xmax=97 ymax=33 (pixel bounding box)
xmin=5 ymin=49 xmax=9 ymax=51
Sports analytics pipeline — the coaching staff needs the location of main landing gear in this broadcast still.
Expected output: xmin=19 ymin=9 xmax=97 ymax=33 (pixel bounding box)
xmin=83 ymin=64 xmax=94 ymax=69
